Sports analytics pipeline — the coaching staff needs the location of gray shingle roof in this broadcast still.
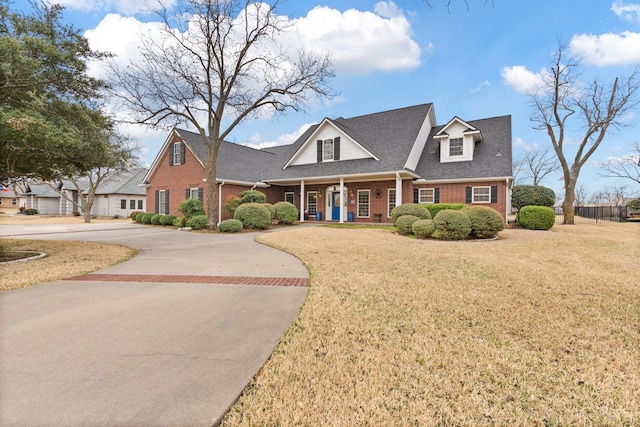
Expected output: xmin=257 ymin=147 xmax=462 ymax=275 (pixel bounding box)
xmin=94 ymin=167 xmax=148 ymax=195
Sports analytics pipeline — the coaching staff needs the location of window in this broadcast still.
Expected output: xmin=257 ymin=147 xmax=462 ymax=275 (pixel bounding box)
xmin=357 ymin=190 xmax=370 ymax=218
xmin=323 ymin=139 xmax=334 ymax=161
xmin=473 ymin=186 xmax=491 ymax=203
xmin=137 ymin=200 xmax=143 ymax=210
xmin=173 ymin=142 xmax=183 ymax=165
xmin=449 ymin=138 xmax=463 ymax=156
xmin=159 ymin=190 xmax=168 ymax=214
xmin=120 ymin=199 xmax=126 ymax=209
xmin=388 ymin=189 xmax=396 ymax=218
xmin=12 ymin=198 xmax=17 ymax=206
xmin=419 ymin=188 xmax=435 ymax=204
xmin=130 ymin=200 xmax=135 ymax=209
xmin=285 ymin=192 xmax=294 ymax=204
xmin=189 ymin=188 xmax=199 ymax=200
xmin=307 ymin=192 xmax=317 ymax=215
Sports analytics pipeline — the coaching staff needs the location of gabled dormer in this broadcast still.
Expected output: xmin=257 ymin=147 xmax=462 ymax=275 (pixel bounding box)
xmin=434 ymin=117 xmax=483 ymax=163
xmin=283 ymin=118 xmax=379 ymax=168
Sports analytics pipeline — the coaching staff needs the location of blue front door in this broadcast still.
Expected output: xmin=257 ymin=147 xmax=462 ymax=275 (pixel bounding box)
xmin=331 ymin=192 xmax=341 ymax=220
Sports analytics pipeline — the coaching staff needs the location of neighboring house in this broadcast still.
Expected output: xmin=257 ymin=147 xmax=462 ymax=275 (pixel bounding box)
xmin=0 ymin=187 xmax=20 ymax=211
xmin=142 ymin=103 xmax=513 ymax=222
xmin=21 ymin=184 xmax=61 ymax=214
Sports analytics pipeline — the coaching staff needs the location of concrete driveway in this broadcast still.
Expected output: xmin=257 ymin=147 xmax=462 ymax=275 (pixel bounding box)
xmin=0 ymin=223 xmax=309 ymax=426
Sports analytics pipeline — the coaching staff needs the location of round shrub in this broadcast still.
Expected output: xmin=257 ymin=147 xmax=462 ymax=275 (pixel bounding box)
xmin=274 ymin=201 xmax=298 ymax=225
xmin=512 ymin=185 xmax=555 ymax=210
xmin=390 ymin=203 xmax=431 ymax=225
xmin=134 ymin=212 xmax=145 ymax=223
xmin=151 ymin=214 xmax=162 ymax=225
xmin=178 ymin=198 xmax=204 ymax=219
xmin=412 ymin=219 xmax=436 ymax=239
xmin=239 ymin=189 xmax=266 ymax=204
xmin=173 ymin=216 xmax=188 ymax=228
xmin=187 ymin=215 xmax=208 ymax=230
xmin=424 ymin=203 xmax=466 ymax=219
xmin=130 ymin=210 xmax=143 ymax=220
xmin=141 ymin=213 xmax=154 ymax=224
xmin=262 ymin=203 xmax=276 ymax=218
xmin=396 ymin=215 xmax=420 ymax=235
xmin=517 ymin=206 xmax=555 ymax=230
xmin=234 ymin=203 xmax=271 ymax=229
xmin=218 ymin=219 xmax=243 ymax=233
xmin=461 ymin=206 xmax=505 ymax=239
xmin=432 ymin=209 xmax=472 ymax=240
xmin=159 ymin=214 xmax=176 ymax=226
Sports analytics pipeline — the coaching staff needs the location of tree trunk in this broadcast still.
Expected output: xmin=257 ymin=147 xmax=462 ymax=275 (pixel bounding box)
xmin=205 ymin=139 xmax=220 ymax=230
xmin=562 ymin=181 xmax=576 ymax=225
xmin=82 ymin=191 xmax=95 ymax=223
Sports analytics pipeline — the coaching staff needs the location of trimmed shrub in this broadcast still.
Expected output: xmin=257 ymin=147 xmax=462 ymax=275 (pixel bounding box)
xmin=159 ymin=214 xmax=176 ymax=226
xmin=23 ymin=208 xmax=38 ymax=215
xmin=517 ymin=205 xmax=555 ymax=230
xmin=173 ymin=216 xmax=188 ymax=228
xmin=134 ymin=212 xmax=145 ymax=223
xmin=141 ymin=213 xmax=154 ymax=224
xmin=262 ymin=203 xmax=276 ymax=219
xmin=151 ymin=214 xmax=162 ymax=225
xmin=187 ymin=215 xmax=208 ymax=230
xmin=274 ymin=201 xmax=298 ymax=225
xmin=390 ymin=203 xmax=431 ymax=225
xmin=225 ymin=195 xmax=242 ymax=215
xmin=234 ymin=202 xmax=271 ymax=229
xmin=512 ymin=185 xmax=555 ymax=210
xmin=413 ymin=219 xmax=436 ymax=239
xmin=432 ymin=209 xmax=472 ymax=240
xmin=396 ymin=215 xmax=420 ymax=235
xmin=239 ymin=189 xmax=267 ymax=204
xmin=461 ymin=206 xmax=505 ymax=239
xmin=178 ymin=198 xmax=204 ymax=219
xmin=219 ymin=219 xmax=243 ymax=233
xmin=423 ymin=203 xmax=466 ymax=219
xmin=130 ymin=210 xmax=143 ymax=220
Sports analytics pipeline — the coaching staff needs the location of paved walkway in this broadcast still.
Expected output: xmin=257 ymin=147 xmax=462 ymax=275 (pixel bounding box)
xmin=0 ymin=222 xmax=309 ymax=426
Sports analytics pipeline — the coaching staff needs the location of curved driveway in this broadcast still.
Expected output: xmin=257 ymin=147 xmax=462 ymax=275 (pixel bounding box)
xmin=0 ymin=222 xmax=309 ymax=426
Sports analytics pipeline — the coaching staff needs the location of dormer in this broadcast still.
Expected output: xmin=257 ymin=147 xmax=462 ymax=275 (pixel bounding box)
xmin=283 ymin=118 xmax=378 ymax=168
xmin=434 ymin=117 xmax=483 ymax=163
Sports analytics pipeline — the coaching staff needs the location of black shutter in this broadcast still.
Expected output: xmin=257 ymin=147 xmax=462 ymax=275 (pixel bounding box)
xmin=434 ymin=188 xmax=440 ymax=204
xmin=168 ymin=143 xmax=174 ymax=166
xmin=180 ymin=141 xmax=185 ymax=164
xmin=413 ymin=188 xmax=419 ymax=203
xmin=198 ymin=188 xmax=203 ymax=202
xmin=466 ymin=187 xmax=472 ymax=203
xmin=165 ymin=190 xmax=170 ymax=214
xmin=185 ymin=188 xmax=190 ymax=200
xmin=491 ymin=186 xmax=498 ymax=203
xmin=317 ymin=140 xmax=323 ymax=162
xmin=155 ymin=190 xmax=159 ymax=213
xmin=334 ymin=137 xmax=340 ymax=161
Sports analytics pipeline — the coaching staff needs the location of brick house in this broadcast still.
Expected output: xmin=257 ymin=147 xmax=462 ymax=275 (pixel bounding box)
xmin=141 ymin=103 xmax=513 ymax=222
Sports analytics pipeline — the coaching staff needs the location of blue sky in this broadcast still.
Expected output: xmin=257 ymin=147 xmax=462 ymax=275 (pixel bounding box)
xmin=26 ymin=0 xmax=640 ymax=198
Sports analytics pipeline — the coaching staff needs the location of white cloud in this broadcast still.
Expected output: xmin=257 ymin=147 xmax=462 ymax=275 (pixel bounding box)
xmin=611 ymin=0 xmax=640 ymax=22
xmin=570 ymin=31 xmax=640 ymax=66
xmin=56 ymin=0 xmax=176 ymax=15
xmin=514 ymin=136 xmax=538 ymax=152
xmin=469 ymin=79 xmax=490 ymax=94
xmin=241 ymin=123 xmax=316 ymax=150
xmin=501 ymin=65 xmax=548 ymax=94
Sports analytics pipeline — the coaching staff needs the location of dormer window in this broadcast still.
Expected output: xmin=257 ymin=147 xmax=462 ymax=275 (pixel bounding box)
xmin=169 ymin=141 xmax=185 ymax=166
xmin=316 ymin=137 xmax=341 ymax=163
xmin=323 ymin=139 xmax=334 ymax=161
xmin=449 ymin=138 xmax=463 ymax=156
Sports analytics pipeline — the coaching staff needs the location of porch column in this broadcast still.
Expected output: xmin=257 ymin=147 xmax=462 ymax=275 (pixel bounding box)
xmin=395 ymin=173 xmax=403 ymax=206
xmin=299 ymin=180 xmax=305 ymax=222
xmin=339 ymin=177 xmax=344 ymax=224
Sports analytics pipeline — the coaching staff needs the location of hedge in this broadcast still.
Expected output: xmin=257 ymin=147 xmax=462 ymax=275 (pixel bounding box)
xmin=141 ymin=213 xmax=154 ymax=224
xmin=151 ymin=214 xmax=162 ymax=225
xmin=517 ymin=205 xmax=555 ymax=230
xmin=432 ymin=209 xmax=472 ymax=240
xmin=159 ymin=214 xmax=176 ymax=226
xmin=423 ymin=203 xmax=466 ymax=219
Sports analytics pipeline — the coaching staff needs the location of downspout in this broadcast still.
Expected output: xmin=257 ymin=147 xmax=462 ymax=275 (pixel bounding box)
xmin=218 ymin=181 xmax=225 ymax=226
xmin=300 ymin=180 xmax=305 ymax=222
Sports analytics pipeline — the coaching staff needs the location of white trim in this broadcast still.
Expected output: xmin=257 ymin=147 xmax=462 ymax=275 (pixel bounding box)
xmin=472 ymin=186 xmax=491 ymax=204
xmin=267 ymin=170 xmax=419 ymax=186
xmin=284 ymin=191 xmax=295 ymax=204
xmin=418 ymin=188 xmax=436 ymax=204
xmin=357 ymin=189 xmax=370 ymax=218
xmin=387 ymin=188 xmax=396 ymax=218
xmin=413 ymin=176 xmax=511 ymax=185
xmin=403 ymin=104 xmax=435 ymax=171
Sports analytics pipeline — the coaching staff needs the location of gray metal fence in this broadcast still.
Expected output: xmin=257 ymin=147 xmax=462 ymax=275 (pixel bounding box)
xmin=554 ymin=206 xmax=628 ymax=223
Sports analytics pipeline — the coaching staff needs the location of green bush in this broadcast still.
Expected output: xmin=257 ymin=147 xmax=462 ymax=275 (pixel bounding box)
xmin=274 ymin=201 xmax=298 ymax=225
xmin=423 ymin=203 xmax=466 ymax=219
xmin=390 ymin=203 xmax=431 ymax=225
xmin=627 ymin=198 xmax=640 ymax=211
xmin=461 ymin=206 xmax=505 ymax=239
xmin=141 ymin=213 xmax=154 ymax=224
xmin=234 ymin=203 xmax=271 ymax=229
xmin=396 ymin=215 xmax=420 ymax=235
xmin=262 ymin=203 xmax=276 ymax=218
xmin=517 ymin=206 xmax=555 ymax=230
xmin=134 ymin=212 xmax=145 ymax=223
xmin=224 ymin=196 xmax=242 ymax=215
xmin=130 ymin=210 xmax=143 ymax=220
xmin=178 ymin=198 xmax=204 ymax=219
xmin=219 ymin=219 xmax=243 ymax=233
xmin=412 ymin=219 xmax=436 ymax=239
xmin=159 ymin=214 xmax=176 ymax=226
xmin=173 ymin=216 xmax=188 ymax=228
xmin=432 ymin=209 xmax=472 ymax=240
xmin=239 ymin=189 xmax=267 ymax=204
xmin=512 ymin=185 xmax=555 ymax=210
xmin=151 ymin=214 xmax=162 ymax=225
xmin=187 ymin=215 xmax=208 ymax=230
xmin=23 ymin=208 xmax=38 ymax=215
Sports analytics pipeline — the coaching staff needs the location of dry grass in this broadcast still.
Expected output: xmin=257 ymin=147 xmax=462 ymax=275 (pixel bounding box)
xmin=0 ymin=239 xmax=138 ymax=291
xmin=0 ymin=214 xmax=130 ymax=225
xmin=222 ymin=223 xmax=640 ymax=426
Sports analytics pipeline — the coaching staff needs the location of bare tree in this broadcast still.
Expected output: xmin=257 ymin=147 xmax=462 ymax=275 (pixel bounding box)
xmin=574 ymin=183 xmax=589 ymax=206
xmin=106 ymin=0 xmax=335 ymax=229
xmin=516 ymin=146 xmax=560 ymax=185
xmin=599 ymin=141 xmax=640 ymax=186
xmin=530 ymin=43 xmax=640 ymax=224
